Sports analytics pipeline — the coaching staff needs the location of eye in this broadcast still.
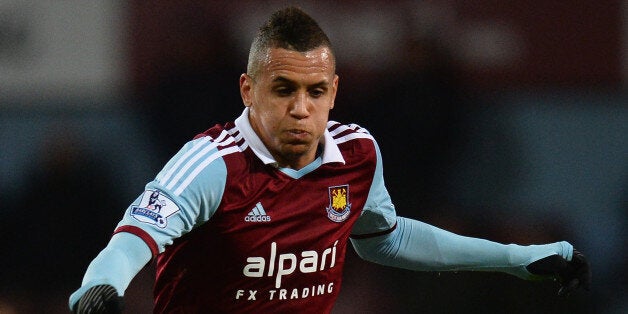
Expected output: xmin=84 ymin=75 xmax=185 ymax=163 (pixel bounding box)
xmin=309 ymin=89 xmax=325 ymax=98
xmin=274 ymin=87 xmax=293 ymax=97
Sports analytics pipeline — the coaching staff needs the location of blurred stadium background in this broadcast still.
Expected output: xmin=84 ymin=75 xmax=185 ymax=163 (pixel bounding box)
xmin=1 ymin=1 xmax=626 ymax=313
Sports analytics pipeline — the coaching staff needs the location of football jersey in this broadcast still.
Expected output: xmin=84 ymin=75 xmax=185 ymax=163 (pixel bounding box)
xmin=114 ymin=108 xmax=397 ymax=313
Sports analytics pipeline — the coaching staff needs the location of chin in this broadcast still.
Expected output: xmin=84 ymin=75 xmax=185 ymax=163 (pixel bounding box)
xmin=282 ymin=147 xmax=309 ymax=157
xmin=281 ymin=144 xmax=312 ymax=158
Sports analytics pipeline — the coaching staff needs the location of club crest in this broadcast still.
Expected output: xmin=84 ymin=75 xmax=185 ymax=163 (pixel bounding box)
xmin=326 ymin=185 xmax=351 ymax=222
xmin=131 ymin=190 xmax=180 ymax=228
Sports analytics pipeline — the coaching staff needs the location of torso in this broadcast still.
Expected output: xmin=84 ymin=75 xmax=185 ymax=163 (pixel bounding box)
xmin=153 ymin=122 xmax=377 ymax=314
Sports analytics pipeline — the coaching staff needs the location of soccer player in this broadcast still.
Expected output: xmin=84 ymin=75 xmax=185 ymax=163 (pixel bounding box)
xmin=70 ymin=7 xmax=590 ymax=313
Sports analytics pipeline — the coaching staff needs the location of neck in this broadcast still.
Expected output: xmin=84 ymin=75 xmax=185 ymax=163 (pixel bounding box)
xmin=272 ymin=144 xmax=322 ymax=170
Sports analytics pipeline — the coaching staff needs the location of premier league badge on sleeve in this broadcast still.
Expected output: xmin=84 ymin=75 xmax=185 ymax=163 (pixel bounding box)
xmin=326 ymin=185 xmax=351 ymax=223
xmin=131 ymin=190 xmax=180 ymax=228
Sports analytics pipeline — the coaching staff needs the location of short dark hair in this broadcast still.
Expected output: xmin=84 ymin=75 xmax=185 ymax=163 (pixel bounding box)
xmin=247 ymin=7 xmax=335 ymax=78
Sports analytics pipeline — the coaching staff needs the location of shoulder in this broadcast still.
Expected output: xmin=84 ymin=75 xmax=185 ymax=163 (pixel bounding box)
xmin=327 ymin=121 xmax=379 ymax=164
xmin=327 ymin=121 xmax=375 ymax=145
xmin=194 ymin=122 xmax=243 ymax=148
xmin=155 ymin=122 xmax=245 ymax=195
xmin=188 ymin=122 xmax=256 ymax=159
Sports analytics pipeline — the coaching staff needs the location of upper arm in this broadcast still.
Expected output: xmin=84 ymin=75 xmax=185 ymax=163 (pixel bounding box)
xmin=115 ymin=137 xmax=228 ymax=254
xmin=351 ymin=139 xmax=397 ymax=237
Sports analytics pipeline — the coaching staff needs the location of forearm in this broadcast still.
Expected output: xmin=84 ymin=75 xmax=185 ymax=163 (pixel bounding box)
xmin=69 ymin=232 xmax=152 ymax=308
xmin=351 ymin=216 xmax=573 ymax=279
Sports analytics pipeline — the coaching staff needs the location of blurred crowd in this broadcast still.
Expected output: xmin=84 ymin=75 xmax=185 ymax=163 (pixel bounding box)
xmin=1 ymin=1 xmax=626 ymax=313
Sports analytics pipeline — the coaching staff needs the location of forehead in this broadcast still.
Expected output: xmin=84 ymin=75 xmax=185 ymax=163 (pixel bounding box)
xmin=258 ymin=47 xmax=335 ymax=81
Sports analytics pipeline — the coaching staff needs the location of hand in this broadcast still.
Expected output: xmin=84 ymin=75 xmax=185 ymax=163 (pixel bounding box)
xmin=526 ymin=250 xmax=591 ymax=296
xmin=72 ymin=284 xmax=124 ymax=314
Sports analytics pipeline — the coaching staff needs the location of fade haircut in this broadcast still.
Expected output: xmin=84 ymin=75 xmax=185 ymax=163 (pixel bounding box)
xmin=247 ymin=7 xmax=335 ymax=79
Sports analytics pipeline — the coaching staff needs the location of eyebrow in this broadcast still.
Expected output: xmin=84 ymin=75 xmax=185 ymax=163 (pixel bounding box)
xmin=272 ymin=76 xmax=329 ymax=88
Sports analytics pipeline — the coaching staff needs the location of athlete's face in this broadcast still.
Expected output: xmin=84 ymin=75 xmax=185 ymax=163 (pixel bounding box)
xmin=240 ymin=46 xmax=338 ymax=170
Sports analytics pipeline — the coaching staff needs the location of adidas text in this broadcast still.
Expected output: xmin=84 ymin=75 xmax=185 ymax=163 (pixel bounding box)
xmin=245 ymin=202 xmax=271 ymax=222
xmin=245 ymin=215 xmax=271 ymax=222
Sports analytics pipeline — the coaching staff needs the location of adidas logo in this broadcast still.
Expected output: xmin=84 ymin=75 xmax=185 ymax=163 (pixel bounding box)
xmin=244 ymin=202 xmax=271 ymax=222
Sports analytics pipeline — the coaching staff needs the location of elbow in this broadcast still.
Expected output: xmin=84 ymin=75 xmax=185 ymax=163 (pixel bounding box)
xmin=352 ymin=240 xmax=379 ymax=262
xmin=351 ymin=234 xmax=398 ymax=266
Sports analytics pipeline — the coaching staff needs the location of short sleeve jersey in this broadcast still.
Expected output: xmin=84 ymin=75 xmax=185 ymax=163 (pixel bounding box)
xmin=114 ymin=109 xmax=397 ymax=313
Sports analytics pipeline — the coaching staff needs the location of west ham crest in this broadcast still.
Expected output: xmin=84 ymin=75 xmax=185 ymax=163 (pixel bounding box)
xmin=326 ymin=185 xmax=351 ymax=222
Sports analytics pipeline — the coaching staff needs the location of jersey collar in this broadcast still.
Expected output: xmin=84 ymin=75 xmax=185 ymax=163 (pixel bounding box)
xmin=235 ymin=108 xmax=345 ymax=167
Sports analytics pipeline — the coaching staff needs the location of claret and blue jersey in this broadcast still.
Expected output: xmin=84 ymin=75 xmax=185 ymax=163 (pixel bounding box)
xmin=70 ymin=108 xmax=575 ymax=314
xmin=115 ymin=108 xmax=398 ymax=313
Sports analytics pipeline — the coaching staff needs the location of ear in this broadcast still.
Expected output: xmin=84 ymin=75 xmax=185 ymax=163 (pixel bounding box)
xmin=240 ymin=73 xmax=253 ymax=107
xmin=329 ymin=74 xmax=339 ymax=110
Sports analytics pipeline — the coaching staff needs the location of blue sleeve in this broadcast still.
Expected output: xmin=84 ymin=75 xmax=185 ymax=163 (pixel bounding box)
xmin=351 ymin=216 xmax=574 ymax=279
xmin=116 ymin=136 xmax=229 ymax=253
xmin=350 ymin=138 xmax=574 ymax=278
xmin=69 ymin=137 xmax=231 ymax=310
xmin=69 ymin=232 xmax=151 ymax=309
xmin=351 ymin=139 xmax=397 ymax=236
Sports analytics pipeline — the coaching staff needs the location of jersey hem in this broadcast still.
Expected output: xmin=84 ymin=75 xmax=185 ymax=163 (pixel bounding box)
xmin=349 ymin=222 xmax=397 ymax=239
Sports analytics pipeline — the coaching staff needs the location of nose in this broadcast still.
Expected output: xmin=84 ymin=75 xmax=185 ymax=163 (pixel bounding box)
xmin=289 ymin=92 xmax=310 ymax=119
